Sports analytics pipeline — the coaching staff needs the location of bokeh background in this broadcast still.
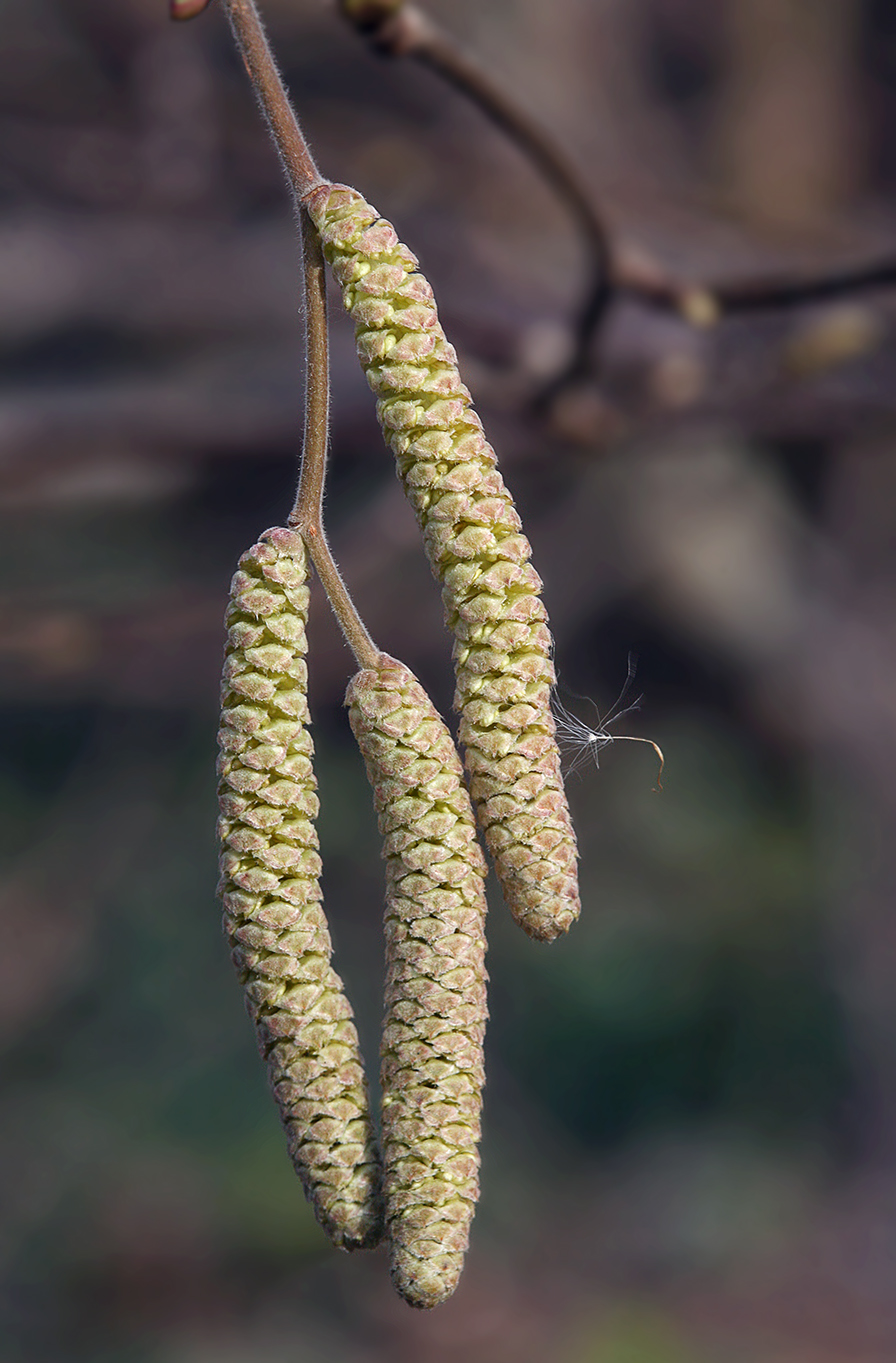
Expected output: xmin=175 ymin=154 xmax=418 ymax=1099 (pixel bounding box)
xmin=2 ymin=1 xmax=896 ymax=1359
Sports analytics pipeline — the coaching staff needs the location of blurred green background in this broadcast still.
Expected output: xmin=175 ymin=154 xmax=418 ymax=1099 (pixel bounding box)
xmin=2 ymin=1 xmax=896 ymax=1359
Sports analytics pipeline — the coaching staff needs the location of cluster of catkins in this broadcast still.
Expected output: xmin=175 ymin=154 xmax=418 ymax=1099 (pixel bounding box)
xmin=216 ymin=183 xmax=579 ymax=1309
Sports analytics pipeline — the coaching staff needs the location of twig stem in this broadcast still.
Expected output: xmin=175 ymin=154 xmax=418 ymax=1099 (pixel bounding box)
xmin=289 ymin=210 xmax=381 ymax=672
xmin=219 ymin=1 xmax=378 ymax=667
xmin=221 ymin=0 xmax=322 ymax=201
xmin=291 ymin=208 xmax=329 ymax=531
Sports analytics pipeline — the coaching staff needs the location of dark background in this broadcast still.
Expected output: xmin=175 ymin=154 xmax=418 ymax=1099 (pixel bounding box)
xmin=2 ymin=1 xmax=896 ymax=1359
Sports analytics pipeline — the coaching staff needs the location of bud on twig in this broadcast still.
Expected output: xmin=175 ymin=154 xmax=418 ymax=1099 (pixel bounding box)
xmin=347 ymin=657 xmax=488 ymax=1307
xmin=218 ymin=527 xmax=383 ymax=1249
xmin=170 ymin=0 xmax=213 ymax=20
xmin=305 ymin=184 xmax=580 ymax=942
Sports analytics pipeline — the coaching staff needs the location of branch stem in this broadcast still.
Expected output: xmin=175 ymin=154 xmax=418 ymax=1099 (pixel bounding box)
xmin=289 ymin=210 xmax=381 ymax=672
xmin=218 ymin=2 xmax=378 ymax=667
xmin=292 ymin=208 xmax=329 ymax=530
xmin=221 ymin=0 xmax=322 ymax=201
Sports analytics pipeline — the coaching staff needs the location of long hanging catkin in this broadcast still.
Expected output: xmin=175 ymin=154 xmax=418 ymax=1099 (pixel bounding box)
xmin=217 ymin=527 xmax=383 ymax=1250
xmin=346 ymin=656 xmax=488 ymax=1308
xmin=305 ymin=183 xmax=579 ymax=943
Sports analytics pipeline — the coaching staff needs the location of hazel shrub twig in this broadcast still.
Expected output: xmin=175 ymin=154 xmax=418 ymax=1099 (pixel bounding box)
xmin=221 ymin=0 xmax=322 ymax=203
xmin=289 ymin=206 xmax=380 ymax=671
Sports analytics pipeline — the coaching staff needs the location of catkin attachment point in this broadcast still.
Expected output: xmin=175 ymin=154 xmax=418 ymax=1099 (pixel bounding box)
xmin=218 ymin=527 xmax=384 ymax=1251
xmin=347 ymin=657 xmax=488 ymax=1307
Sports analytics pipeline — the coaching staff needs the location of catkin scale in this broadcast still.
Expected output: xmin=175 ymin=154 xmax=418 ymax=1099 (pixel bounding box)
xmin=347 ymin=657 xmax=488 ymax=1308
xmin=217 ymin=527 xmax=383 ymax=1250
xmin=306 ymin=183 xmax=580 ymax=942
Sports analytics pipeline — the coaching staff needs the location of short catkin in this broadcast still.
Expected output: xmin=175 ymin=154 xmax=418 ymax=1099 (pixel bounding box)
xmin=346 ymin=656 xmax=488 ymax=1308
xmin=217 ymin=526 xmax=383 ymax=1250
xmin=305 ymin=183 xmax=580 ymax=943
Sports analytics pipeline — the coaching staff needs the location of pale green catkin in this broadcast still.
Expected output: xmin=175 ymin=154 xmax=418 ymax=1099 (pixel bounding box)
xmin=346 ymin=656 xmax=488 ymax=1309
xmin=305 ymin=183 xmax=580 ymax=943
xmin=217 ymin=527 xmax=383 ymax=1250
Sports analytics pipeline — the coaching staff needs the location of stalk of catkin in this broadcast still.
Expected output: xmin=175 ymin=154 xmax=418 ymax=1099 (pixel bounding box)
xmin=347 ymin=656 xmax=488 ymax=1308
xmin=305 ymin=183 xmax=579 ymax=943
xmin=217 ymin=526 xmax=383 ymax=1250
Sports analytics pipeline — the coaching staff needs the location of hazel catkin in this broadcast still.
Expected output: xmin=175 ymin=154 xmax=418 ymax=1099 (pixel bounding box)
xmin=217 ymin=526 xmax=383 ymax=1250
xmin=305 ymin=182 xmax=580 ymax=942
xmin=346 ymin=656 xmax=488 ymax=1308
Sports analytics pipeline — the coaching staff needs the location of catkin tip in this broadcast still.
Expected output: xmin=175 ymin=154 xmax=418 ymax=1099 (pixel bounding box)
xmin=390 ymin=1248 xmax=463 ymax=1310
xmin=518 ymin=909 xmax=570 ymax=944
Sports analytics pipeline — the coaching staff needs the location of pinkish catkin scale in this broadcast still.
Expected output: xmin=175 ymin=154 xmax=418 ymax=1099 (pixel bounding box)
xmin=217 ymin=527 xmax=383 ymax=1250
xmin=347 ymin=657 xmax=488 ymax=1309
xmin=305 ymin=183 xmax=580 ymax=943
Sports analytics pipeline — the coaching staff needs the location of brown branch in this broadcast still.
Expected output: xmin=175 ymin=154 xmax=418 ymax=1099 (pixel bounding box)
xmin=201 ymin=2 xmax=378 ymax=666
xmin=290 ymin=207 xmax=330 ymax=533
xmin=289 ymin=208 xmax=381 ymax=671
xmin=221 ymin=0 xmax=322 ymax=202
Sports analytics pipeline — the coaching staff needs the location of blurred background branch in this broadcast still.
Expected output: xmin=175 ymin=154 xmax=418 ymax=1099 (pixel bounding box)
xmin=341 ymin=0 xmax=896 ymax=401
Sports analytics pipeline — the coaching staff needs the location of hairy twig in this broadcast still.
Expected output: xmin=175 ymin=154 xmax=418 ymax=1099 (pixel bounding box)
xmin=289 ymin=208 xmax=380 ymax=671
xmin=212 ymin=0 xmax=375 ymax=666
xmin=221 ymin=0 xmax=322 ymax=202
